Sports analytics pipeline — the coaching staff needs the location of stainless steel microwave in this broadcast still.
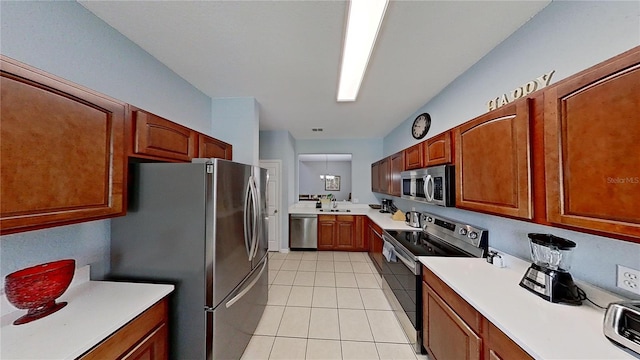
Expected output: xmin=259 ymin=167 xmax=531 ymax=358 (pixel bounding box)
xmin=401 ymin=164 xmax=455 ymax=207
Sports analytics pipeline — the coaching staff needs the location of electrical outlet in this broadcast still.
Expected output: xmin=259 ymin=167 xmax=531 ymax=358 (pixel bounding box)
xmin=617 ymin=265 xmax=640 ymax=295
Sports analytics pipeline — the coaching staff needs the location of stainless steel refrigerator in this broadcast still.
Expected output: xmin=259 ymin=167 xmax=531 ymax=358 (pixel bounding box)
xmin=110 ymin=159 xmax=268 ymax=360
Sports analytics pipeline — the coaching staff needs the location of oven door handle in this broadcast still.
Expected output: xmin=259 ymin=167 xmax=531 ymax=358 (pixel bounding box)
xmin=393 ymin=249 xmax=417 ymax=274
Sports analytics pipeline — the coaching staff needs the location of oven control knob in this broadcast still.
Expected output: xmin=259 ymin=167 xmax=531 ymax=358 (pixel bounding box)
xmin=468 ymin=231 xmax=478 ymax=240
xmin=458 ymin=228 xmax=467 ymax=236
xmin=426 ymin=216 xmax=433 ymax=223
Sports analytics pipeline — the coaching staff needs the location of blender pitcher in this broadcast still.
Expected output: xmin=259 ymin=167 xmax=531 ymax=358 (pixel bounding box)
xmin=519 ymin=233 xmax=582 ymax=305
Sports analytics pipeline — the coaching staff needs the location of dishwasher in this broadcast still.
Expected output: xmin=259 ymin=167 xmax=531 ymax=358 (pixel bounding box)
xmin=289 ymin=214 xmax=318 ymax=250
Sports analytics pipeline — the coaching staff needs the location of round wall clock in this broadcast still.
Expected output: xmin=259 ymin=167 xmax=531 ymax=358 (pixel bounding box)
xmin=411 ymin=113 xmax=431 ymax=139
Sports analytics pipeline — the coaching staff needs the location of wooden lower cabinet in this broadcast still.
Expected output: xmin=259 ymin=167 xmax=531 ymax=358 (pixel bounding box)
xmin=368 ymin=221 xmax=383 ymax=254
xmin=486 ymin=322 xmax=533 ymax=360
xmin=423 ymin=283 xmax=481 ymax=360
xmin=318 ymin=215 xmax=366 ymax=251
xmin=79 ymin=298 xmax=169 ymax=360
xmin=422 ymin=266 xmax=532 ymax=360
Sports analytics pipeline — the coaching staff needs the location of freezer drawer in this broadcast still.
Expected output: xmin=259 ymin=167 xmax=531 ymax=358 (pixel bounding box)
xmin=206 ymin=256 xmax=268 ymax=360
xmin=290 ymin=214 xmax=318 ymax=249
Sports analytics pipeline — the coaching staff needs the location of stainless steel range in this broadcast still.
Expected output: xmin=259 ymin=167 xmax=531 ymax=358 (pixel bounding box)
xmin=369 ymin=212 xmax=488 ymax=353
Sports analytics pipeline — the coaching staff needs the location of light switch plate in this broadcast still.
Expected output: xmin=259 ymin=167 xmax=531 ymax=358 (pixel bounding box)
xmin=617 ymin=265 xmax=640 ymax=295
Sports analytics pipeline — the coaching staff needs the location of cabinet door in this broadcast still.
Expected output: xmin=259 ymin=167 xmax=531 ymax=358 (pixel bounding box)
xmin=318 ymin=215 xmax=336 ymax=250
xmin=369 ymin=222 xmax=383 ymax=253
xmin=404 ymin=143 xmax=424 ymax=170
xmin=543 ymin=48 xmax=640 ymax=241
xmin=423 ymin=283 xmax=481 ymax=360
xmin=198 ymin=134 xmax=232 ymax=160
xmin=371 ymin=162 xmax=381 ymax=192
xmin=379 ymin=157 xmax=390 ymax=195
xmin=80 ymin=298 xmax=168 ymax=360
xmin=1 ymin=56 xmax=125 ymax=234
xmin=455 ymin=99 xmax=532 ymax=219
xmin=133 ymin=109 xmax=197 ymax=162
xmin=389 ymin=152 xmax=404 ymax=196
xmin=486 ymin=322 xmax=533 ymax=360
xmin=335 ymin=215 xmax=356 ymax=250
xmin=424 ymin=131 xmax=452 ymax=166
xmin=122 ymin=323 xmax=168 ymax=360
xmin=354 ymin=216 xmax=367 ymax=250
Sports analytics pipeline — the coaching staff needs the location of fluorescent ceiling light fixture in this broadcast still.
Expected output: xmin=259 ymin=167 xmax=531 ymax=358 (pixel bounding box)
xmin=337 ymin=0 xmax=389 ymax=102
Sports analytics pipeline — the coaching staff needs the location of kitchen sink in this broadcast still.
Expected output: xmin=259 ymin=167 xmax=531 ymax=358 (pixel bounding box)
xmin=318 ymin=209 xmax=351 ymax=212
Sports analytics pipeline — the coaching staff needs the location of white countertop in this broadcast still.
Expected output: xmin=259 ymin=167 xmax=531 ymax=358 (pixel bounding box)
xmin=419 ymin=256 xmax=637 ymax=360
xmin=1 ymin=266 xmax=174 ymax=360
xmin=289 ymin=203 xmax=417 ymax=231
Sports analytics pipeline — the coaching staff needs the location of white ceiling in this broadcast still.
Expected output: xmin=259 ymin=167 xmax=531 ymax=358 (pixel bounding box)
xmin=79 ymin=0 xmax=549 ymax=140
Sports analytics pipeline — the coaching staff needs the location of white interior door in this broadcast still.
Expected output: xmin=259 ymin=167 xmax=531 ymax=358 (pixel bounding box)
xmin=259 ymin=160 xmax=281 ymax=252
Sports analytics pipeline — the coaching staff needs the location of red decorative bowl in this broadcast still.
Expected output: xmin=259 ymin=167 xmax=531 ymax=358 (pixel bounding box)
xmin=4 ymin=259 xmax=75 ymax=325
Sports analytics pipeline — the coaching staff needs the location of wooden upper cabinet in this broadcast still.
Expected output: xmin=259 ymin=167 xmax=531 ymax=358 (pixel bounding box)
xmin=543 ymin=46 xmax=640 ymax=241
xmin=404 ymin=143 xmax=424 ymax=170
xmin=379 ymin=157 xmax=390 ymax=194
xmin=389 ymin=151 xmax=404 ymax=196
xmin=371 ymin=161 xmax=381 ymax=193
xmin=131 ymin=109 xmax=197 ymax=162
xmin=424 ymin=131 xmax=453 ymax=166
xmin=455 ymin=99 xmax=532 ymax=219
xmin=198 ymin=133 xmax=232 ymax=160
xmin=0 ymin=56 xmax=125 ymax=234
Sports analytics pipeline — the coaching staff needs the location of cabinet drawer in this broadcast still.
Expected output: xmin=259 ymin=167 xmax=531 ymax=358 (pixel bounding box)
xmin=79 ymin=298 xmax=168 ymax=360
xmin=422 ymin=266 xmax=482 ymax=334
xmin=318 ymin=215 xmax=336 ymax=222
xmin=133 ymin=109 xmax=197 ymax=161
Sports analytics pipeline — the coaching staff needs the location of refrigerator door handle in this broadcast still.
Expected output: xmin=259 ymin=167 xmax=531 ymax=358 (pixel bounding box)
xmin=225 ymin=258 xmax=267 ymax=309
xmin=243 ymin=177 xmax=253 ymax=260
xmin=248 ymin=176 xmax=260 ymax=260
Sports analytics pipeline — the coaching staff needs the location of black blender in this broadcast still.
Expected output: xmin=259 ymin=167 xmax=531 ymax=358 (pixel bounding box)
xmin=519 ymin=233 xmax=582 ymax=305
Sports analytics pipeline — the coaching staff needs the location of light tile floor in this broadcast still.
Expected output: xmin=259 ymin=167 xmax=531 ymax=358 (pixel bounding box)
xmin=241 ymin=251 xmax=429 ymax=360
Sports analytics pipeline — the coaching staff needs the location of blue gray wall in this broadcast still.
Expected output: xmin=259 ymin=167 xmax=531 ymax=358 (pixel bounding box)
xmin=299 ymin=160 xmax=352 ymax=201
xmin=295 ymin=139 xmax=382 ymax=206
xmin=260 ymin=130 xmax=297 ymax=250
xmin=212 ymin=97 xmax=260 ymax=166
xmin=0 ymin=1 xmax=213 ymax=279
xmin=380 ymin=1 xmax=640 ymax=298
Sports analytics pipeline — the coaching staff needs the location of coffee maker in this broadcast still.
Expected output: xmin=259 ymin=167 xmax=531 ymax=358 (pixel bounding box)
xmin=519 ymin=233 xmax=582 ymax=305
xmin=380 ymin=199 xmax=392 ymax=213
